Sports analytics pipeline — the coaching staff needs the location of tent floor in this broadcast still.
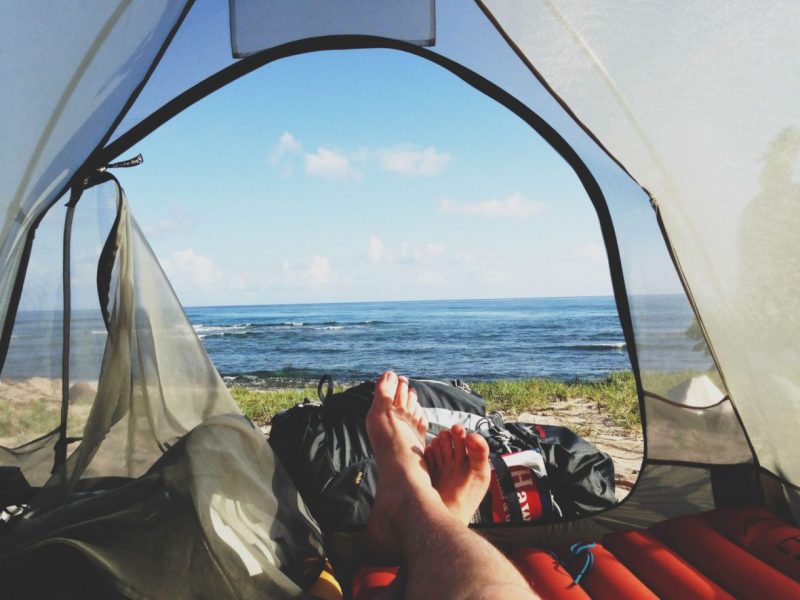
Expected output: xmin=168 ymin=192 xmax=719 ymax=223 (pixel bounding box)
xmin=348 ymin=506 xmax=800 ymax=599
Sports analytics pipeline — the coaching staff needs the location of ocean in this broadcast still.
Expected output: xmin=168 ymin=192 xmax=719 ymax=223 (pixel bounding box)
xmin=186 ymin=295 xmax=708 ymax=388
xmin=4 ymin=296 xmax=711 ymax=387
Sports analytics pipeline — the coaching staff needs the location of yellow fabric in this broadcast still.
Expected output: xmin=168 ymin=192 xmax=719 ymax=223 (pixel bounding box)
xmin=307 ymin=560 xmax=343 ymax=600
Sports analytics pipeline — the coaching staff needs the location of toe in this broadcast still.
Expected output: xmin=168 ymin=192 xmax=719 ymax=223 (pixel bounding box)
xmin=439 ymin=429 xmax=454 ymax=461
xmin=427 ymin=438 xmax=442 ymax=469
xmin=416 ymin=410 xmax=428 ymax=437
xmin=411 ymin=404 xmax=427 ymax=441
xmin=465 ymin=433 xmax=490 ymax=471
xmin=452 ymin=425 xmax=467 ymax=461
xmin=407 ymin=387 xmax=419 ymax=415
xmin=375 ymin=371 xmax=399 ymax=407
xmin=394 ymin=376 xmax=409 ymax=410
xmin=411 ymin=402 xmax=424 ymax=429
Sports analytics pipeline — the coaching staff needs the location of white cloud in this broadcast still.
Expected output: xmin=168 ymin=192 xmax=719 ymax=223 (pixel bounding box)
xmin=159 ymin=247 xmax=340 ymax=302
xmin=440 ymin=193 xmax=545 ymax=218
xmin=573 ymin=244 xmax=607 ymax=262
xmin=281 ymin=255 xmax=336 ymax=289
xmin=273 ymin=137 xmax=452 ymax=181
xmin=307 ymin=255 xmax=333 ymax=286
xmin=366 ymin=236 xmax=445 ymax=265
xmin=304 ymin=147 xmax=362 ymax=181
xmin=161 ymin=249 xmax=218 ymax=289
xmin=270 ymin=131 xmax=303 ymax=164
xmin=378 ymin=145 xmax=452 ymax=176
xmin=368 ymin=235 xmax=389 ymax=264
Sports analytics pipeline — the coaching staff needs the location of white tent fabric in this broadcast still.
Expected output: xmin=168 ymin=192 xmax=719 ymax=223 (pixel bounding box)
xmin=2 ymin=0 xmax=799 ymax=595
xmin=0 ymin=0 xmax=189 ymax=362
xmin=484 ymin=0 xmax=800 ymax=490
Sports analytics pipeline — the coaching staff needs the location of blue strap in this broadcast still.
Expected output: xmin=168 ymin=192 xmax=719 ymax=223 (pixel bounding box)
xmin=568 ymin=542 xmax=596 ymax=585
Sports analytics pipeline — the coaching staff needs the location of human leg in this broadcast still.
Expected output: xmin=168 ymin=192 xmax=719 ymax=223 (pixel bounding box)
xmin=366 ymin=372 xmax=538 ymax=600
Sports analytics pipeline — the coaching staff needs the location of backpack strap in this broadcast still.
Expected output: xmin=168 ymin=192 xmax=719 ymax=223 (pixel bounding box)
xmin=489 ymin=453 xmax=524 ymax=522
xmin=318 ymin=374 xmax=334 ymax=403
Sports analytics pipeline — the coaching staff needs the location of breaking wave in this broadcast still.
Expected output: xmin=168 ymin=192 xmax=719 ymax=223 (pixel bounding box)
xmin=193 ymin=320 xmax=386 ymax=338
xmin=562 ymin=342 xmax=627 ymax=351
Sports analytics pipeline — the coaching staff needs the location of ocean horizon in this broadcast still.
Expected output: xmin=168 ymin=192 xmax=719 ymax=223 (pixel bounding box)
xmin=186 ymin=294 xmax=705 ymax=388
xmin=5 ymin=295 xmax=710 ymax=388
xmin=182 ymin=293 xmax=620 ymax=310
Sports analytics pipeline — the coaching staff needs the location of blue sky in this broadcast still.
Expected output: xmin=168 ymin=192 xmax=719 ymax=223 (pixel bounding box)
xmin=119 ymin=48 xmax=641 ymax=307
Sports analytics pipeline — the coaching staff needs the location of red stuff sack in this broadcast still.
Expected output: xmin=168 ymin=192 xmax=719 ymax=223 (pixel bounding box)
xmin=484 ymin=449 xmax=556 ymax=523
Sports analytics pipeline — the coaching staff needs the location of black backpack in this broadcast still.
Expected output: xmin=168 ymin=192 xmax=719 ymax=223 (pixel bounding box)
xmin=482 ymin=421 xmax=617 ymax=518
xmin=268 ymin=376 xmax=616 ymax=529
xmin=268 ymin=376 xmax=487 ymax=529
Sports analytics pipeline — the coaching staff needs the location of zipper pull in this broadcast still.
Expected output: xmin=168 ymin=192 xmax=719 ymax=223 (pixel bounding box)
xmin=103 ymin=154 xmax=143 ymax=170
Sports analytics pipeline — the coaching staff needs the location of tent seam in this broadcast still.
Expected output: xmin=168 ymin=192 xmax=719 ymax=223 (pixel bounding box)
xmin=643 ymin=391 xmax=731 ymax=410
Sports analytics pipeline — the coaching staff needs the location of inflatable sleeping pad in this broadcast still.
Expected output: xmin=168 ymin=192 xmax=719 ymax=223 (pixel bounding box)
xmin=350 ymin=505 xmax=800 ymax=599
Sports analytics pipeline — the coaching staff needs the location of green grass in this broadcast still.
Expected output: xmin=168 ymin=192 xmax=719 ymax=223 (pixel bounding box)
xmin=232 ymin=371 xmax=640 ymax=430
xmin=472 ymin=371 xmax=639 ymax=430
xmin=230 ymin=385 xmax=345 ymax=424
xmin=0 ymin=398 xmax=60 ymax=438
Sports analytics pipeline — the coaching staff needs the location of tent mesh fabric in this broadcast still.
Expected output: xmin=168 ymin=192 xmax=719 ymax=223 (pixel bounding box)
xmin=0 ymin=179 xmax=323 ymax=596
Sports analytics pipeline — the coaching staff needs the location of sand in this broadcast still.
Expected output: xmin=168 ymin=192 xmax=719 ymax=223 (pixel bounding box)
xmin=0 ymin=378 xmax=95 ymax=448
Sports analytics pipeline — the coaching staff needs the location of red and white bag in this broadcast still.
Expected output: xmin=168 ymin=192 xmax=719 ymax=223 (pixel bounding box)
xmin=484 ymin=449 xmax=555 ymax=524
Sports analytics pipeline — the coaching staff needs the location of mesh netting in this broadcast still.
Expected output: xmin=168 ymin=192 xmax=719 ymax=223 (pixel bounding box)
xmin=0 ymin=180 xmax=323 ymax=596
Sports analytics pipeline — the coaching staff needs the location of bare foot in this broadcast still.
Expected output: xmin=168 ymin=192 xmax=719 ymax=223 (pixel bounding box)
xmin=366 ymin=371 xmax=438 ymax=555
xmin=425 ymin=424 xmax=491 ymax=524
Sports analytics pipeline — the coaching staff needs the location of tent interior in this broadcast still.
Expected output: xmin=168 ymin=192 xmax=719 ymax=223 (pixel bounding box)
xmin=2 ymin=0 xmax=798 ymax=597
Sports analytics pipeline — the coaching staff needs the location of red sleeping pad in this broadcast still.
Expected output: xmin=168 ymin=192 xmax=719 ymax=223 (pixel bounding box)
xmin=349 ymin=506 xmax=799 ymax=599
xmin=705 ymin=505 xmax=800 ymax=582
xmin=553 ymin=541 xmax=657 ymax=600
xmin=650 ymin=513 xmax=800 ymax=599
xmin=603 ymin=529 xmax=734 ymax=599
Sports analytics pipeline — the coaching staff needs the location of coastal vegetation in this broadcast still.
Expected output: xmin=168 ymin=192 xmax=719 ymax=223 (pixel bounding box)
xmin=473 ymin=370 xmax=638 ymax=429
xmin=231 ymin=370 xmax=640 ymax=430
